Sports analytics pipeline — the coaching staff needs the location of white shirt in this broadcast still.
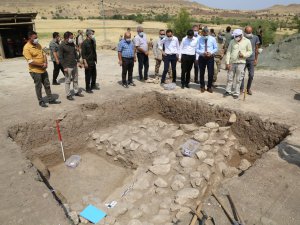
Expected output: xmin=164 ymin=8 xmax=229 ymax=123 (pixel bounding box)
xmin=134 ymin=34 xmax=148 ymax=53
xmin=159 ymin=36 xmax=180 ymax=55
xmin=179 ymin=36 xmax=199 ymax=59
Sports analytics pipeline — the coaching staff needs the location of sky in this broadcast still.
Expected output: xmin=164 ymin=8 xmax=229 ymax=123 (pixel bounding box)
xmin=194 ymin=0 xmax=300 ymax=10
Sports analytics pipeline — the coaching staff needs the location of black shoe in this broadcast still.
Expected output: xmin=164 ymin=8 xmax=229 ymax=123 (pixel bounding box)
xmin=39 ymin=101 xmax=48 ymax=108
xmin=92 ymin=86 xmax=100 ymax=90
xmin=48 ymin=99 xmax=61 ymax=104
xmin=52 ymin=81 xmax=60 ymax=85
xmin=122 ymin=83 xmax=129 ymax=88
xmin=128 ymin=82 xmax=136 ymax=86
xmin=185 ymin=84 xmax=190 ymax=88
xmin=67 ymin=95 xmax=74 ymax=101
xmin=233 ymin=95 xmax=239 ymax=99
xmin=75 ymin=93 xmax=84 ymax=97
xmin=181 ymin=84 xmax=185 ymax=89
xmin=195 ymin=80 xmax=200 ymax=84
xmin=207 ymin=88 xmax=213 ymax=93
xmin=223 ymin=92 xmax=231 ymax=97
xmin=86 ymin=89 xmax=93 ymax=94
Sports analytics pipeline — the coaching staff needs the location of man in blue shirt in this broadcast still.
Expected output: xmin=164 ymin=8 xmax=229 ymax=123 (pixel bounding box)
xmin=118 ymin=32 xmax=136 ymax=88
xmin=196 ymin=27 xmax=218 ymax=93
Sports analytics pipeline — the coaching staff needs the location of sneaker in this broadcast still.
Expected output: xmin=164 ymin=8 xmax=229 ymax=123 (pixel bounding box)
xmin=48 ymin=99 xmax=61 ymax=104
xmin=128 ymin=82 xmax=136 ymax=87
xmin=75 ymin=93 xmax=84 ymax=97
xmin=223 ymin=92 xmax=231 ymax=97
xmin=185 ymin=84 xmax=190 ymax=89
xmin=67 ymin=95 xmax=74 ymax=101
xmin=122 ymin=83 xmax=129 ymax=88
xmin=39 ymin=101 xmax=48 ymax=107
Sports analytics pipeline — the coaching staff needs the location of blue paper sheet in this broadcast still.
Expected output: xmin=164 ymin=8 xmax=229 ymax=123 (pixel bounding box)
xmin=80 ymin=204 xmax=107 ymax=224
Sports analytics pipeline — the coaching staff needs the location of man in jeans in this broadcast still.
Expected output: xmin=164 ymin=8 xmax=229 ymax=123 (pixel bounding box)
xmin=59 ymin=31 xmax=83 ymax=100
xmin=23 ymin=31 xmax=61 ymax=107
xmin=133 ymin=26 xmax=149 ymax=81
xmin=49 ymin=32 xmax=64 ymax=85
xmin=81 ymin=29 xmax=98 ymax=93
xmin=179 ymin=29 xmax=198 ymax=89
xmin=159 ymin=29 xmax=180 ymax=84
xmin=224 ymin=29 xmax=252 ymax=99
xmin=196 ymin=27 xmax=218 ymax=93
xmin=117 ymin=32 xmax=136 ymax=88
xmin=240 ymin=26 xmax=260 ymax=95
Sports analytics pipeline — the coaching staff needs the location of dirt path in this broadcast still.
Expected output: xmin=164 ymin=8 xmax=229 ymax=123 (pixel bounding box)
xmin=0 ymin=50 xmax=299 ymax=224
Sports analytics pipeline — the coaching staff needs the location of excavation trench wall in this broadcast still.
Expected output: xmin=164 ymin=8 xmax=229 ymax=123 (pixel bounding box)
xmin=8 ymin=91 xmax=290 ymax=167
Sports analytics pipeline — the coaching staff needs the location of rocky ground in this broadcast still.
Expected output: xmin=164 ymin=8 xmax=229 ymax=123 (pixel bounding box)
xmin=0 ymin=50 xmax=299 ymax=225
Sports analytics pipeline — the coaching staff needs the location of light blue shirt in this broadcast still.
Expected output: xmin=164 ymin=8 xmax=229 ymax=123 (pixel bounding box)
xmin=196 ymin=36 xmax=218 ymax=56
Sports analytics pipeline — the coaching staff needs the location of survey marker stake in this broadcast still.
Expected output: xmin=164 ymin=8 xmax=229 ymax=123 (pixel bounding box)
xmin=56 ymin=120 xmax=66 ymax=162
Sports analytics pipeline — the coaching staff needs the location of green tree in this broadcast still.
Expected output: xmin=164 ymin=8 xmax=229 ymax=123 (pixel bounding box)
xmin=169 ymin=8 xmax=192 ymax=40
xmin=135 ymin=14 xmax=144 ymax=24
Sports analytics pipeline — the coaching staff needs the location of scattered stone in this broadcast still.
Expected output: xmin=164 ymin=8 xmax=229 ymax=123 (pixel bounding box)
xmin=193 ymin=132 xmax=209 ymax=142
xmin=165 ymin=138 xmax=175 ymax=147
xmin=121 ymin=139 xmax=131 ymax=148
xmin=155 ymin=187 xmax=169 ymax=195
xmin=92 ymin=133 xmax=100 ymax=140
xmin=153 ymin=155 xmax=170 ymax=165
xmin=140 ymin=204 xmax=151 ymax=215
xmin=106 ymin=149 xmax=114 ymax=156
xmin=205 ymin=122 xmax=219 ymax=129
xmin=171 ymin=180 xmax=185 ymax=191
xmin=196 ymin=151 xmax=207 ymax=161
xmin=217 ymin=140 xmax=226 ymax=145
xmin=129 ymin=141 xmax=141 ymax=151
xmin=229 ymin=113 xmax=237 ymax=123
xmin=152 ymin=214 xmax=170 ymax=224
xmin=18 ymin=170 xmax=25 ymax=175
xmin=172 ymin=130 xmax=184 ymax=138
xmin=175 ymin=188 xmax=199 ymax=205
xmin=205 ymin=140 xmax=217 ymax=145
xmin=203 ymin=158 xmax=214 ymax=167
xmin=149 ymin=164 xmax=171 ymax=176
xmin=180 ymin=124 xmax=198 ymax=132
xmin=222 ymin=147 xmax=231 ymax=157
xmin=79 ymin=216 xmax=89 ymax=224
xmin=180 ymin=157 xmax=196 ymax=168
xmin=202 ymin=145 xmax=212 ymax=151
xmin=175 ymin=207 xmax=191 ymax=220
xmin=223 ymin=167 xmax=239 ymax=178
xmin=42 ymin=193 xmax=49 ymax=198
xmin=219 ymin=127 xmax=231 ymax=132
xmin=158 ymin=209 xmax=170 ymax=215
xmin=239 ymin=159 xmax=251 ymax=171
xmin=190 ymin=171 xmax=201 ymax=178
xmin=239 ymin=147 xmax=248 ymax=155
xmin=100 ymin=133 xmax=111 ymax=142
xmin=134 ymin=174 xmax=151 ymax=190
xmin=216 ymin=162 xmax=228 ymax=174
xmin=69 ymin=211 xmax=79 ymax=225
xmin=197 ymin=165 xmax=212 ymax=181
xmin=191 ymin=178 xmax=205 ymax=187
xmin=154 ymin=178 xmax=168 ymax=188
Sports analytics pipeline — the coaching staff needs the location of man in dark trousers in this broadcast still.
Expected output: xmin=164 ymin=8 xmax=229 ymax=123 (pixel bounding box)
xmin=196 ymin=27 xmax=218 ymax=93
xmin=81 ymin=29 xmax=98 ymax=93
xmin=49 ymin=32 xmax=64 ymax=85
xmin=117 ymin=32 xmax=136 ymax=88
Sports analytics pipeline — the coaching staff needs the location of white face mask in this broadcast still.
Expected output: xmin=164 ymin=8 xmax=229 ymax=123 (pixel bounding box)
xmin=167 ymin=36 xmax=173 ymax=41
xmin=245 ymin=33 xmax=253 ymax=39
xmin=203 ymin=36 xmax=208 ymax=40
xmin=138 ymin=32 xmax=144 ymax=37
xmin=235 ymin=36 xmax=242 ymax=42
xmin=160 ymin=35 xmax=165 ymax=39
xmin=91 ymin=35 xmax=95 ymax=39
xmin=125 ymin=38 xmax=131 ymax=42
xmin=194 ymin=31 xmax=199 ymax=37
xmin=68 ymin=38 xmax=74 ymax=43
xmin=33 ymin=38 xmax=39 ymax=44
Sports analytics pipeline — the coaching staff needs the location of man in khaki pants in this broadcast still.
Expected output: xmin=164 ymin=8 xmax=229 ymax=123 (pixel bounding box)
xmin=224 ymin=29 xmax=252 ymax=99
xmin=59 ymin=31 xmax=84 ymax=100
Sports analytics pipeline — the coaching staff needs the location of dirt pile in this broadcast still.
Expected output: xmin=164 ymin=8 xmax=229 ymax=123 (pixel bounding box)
xmin=258 ymin=34 xmax=300 ymax=70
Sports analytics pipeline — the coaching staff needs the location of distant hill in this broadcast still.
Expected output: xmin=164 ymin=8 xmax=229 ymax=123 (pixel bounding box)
xmin=266 ymin=4 xmax=300 ymax=14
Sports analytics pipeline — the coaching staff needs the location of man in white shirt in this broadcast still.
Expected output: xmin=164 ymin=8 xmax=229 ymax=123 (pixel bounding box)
xmin=192 ymin=25 xmax=201 ymax=84
xmin=179 ymin=30 xmax=199 ymax=89
xmin=159 ymin=29 xmax=180 ymax=84
xmin=133 ymin=26 xmax=149 ymax=81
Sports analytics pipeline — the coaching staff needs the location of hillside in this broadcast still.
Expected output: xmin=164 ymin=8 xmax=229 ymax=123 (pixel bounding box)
xmin=267 ymin=4 xmax=300 ymax=14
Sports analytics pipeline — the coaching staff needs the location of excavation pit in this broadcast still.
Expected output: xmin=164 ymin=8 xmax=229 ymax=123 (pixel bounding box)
xmin=8 ymin=92 xmax=290 ymax=225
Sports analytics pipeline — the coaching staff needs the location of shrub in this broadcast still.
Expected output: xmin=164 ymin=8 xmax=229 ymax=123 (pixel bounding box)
xmin=168 ymin=8 xmax=192 ymax=40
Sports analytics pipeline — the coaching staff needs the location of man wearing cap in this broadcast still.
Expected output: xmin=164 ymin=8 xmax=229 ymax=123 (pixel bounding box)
xmin=134 ymin=26 xmax=149 ymax=81
xmin=240 ymin=26 xmax=260 ymax=95
xmin=23 ymin=31 xmax=61 ymax=107
xmin=82 ymin=29 xmax=98 ymax=93
xmin=196 ymin=26 xmax=218 ymax=93
xmin=224 ymin=29 xmax=252 ymax=99
xmin=179 ymin=29 xmax=199 ymax=89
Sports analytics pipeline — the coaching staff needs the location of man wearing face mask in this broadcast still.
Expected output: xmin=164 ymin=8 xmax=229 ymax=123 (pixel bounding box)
xmin=82 ymin=29 xmax=98 ymax=93
xmin=224 ymin=29 xmax=252 ymax=99
xmin=23 ymin=31 xmax=61 ymax=107
xmin=49 ymin=32 xmax=64 ymax=85
xmin=153 ymin=29 xmax=172 ymax=79
xmin=59 ymin=31 xmax=83 ymax=100
xmin=192 ymin=25 xmax=200 ymax=84
xmin=196 ymin=26 xmax=218 ymax=93
xmin=179 ymin=29 xmax=199 ymax=89
xmin=133 ymin=26 xmax=149 ymax=81
xmin=159 ymin=29 xmax=180 ymax=84
xmin=240 ymin=26 xmax=260 ymax=95
xmin=118 ymin=32 xmax=136 ymax=88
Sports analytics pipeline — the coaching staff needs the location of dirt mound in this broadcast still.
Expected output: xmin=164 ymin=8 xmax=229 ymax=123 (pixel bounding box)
xmin=258 ymin=34 xmax=300 ymax=70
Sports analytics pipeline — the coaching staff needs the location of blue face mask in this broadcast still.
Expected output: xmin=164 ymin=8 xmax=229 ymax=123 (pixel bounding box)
xmin=138 ymin=32 xmax=144 ymax=37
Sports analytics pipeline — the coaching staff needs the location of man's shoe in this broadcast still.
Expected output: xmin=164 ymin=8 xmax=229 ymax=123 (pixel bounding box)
xmin=86 ymin=89 xmax=93 ymax=94
xmin=233 ymin=95 xmax=239 ymax=99
xmin=223 ymin=92 xmax=231 ymax=97
xmin=247 ymin=89 xmax=253 ymax=95
xmin=207 ymin=88 xmax=213 ymax=93
xmin=122 ymin=83 xmax=129 ymax=88
xmin=200 ymin=88 xmax=205 ymax=93
xmin=75 ymin=93 xmax=84 ymax=97
xmin=195 ymin=80 xmax=200 ymax=84
xmin=128 ymin=82 xmax=136 ymax=86
xmin=92 ymin=86 xmax=100 ymax=90
xmin=52 ymin=81 xmax=60 ymax=85
xmin=67 ymin=95 xmax=74 ymax=101
xmin=39 ymin=101 xmax=48 ymax=107
xmin=240 ymin=89 xmax=244 ymax=95
xmin=185 ymin=84 xmax=190 ymax=88
xmin=49 ymin=99 xmax=61 ymax=104
xmin=181 ymin=84 xmax=185 ymax=89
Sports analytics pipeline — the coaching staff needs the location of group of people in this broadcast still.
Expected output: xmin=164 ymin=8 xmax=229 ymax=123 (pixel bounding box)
xmin=118 ymin=24 xmax=260 ymax=99
xmin=23 ymin=23 xmax=260 ymax=108
xmin=23 ymin=29 xmax=98 ymax=107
